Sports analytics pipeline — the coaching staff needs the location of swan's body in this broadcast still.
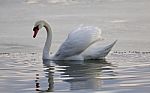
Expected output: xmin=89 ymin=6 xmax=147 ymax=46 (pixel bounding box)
xmin=33 ymin=20 xmax=116 ymax=60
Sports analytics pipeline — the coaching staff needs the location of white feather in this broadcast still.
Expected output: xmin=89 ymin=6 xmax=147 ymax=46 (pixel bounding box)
xmin=54 ymin=26 xmax=102 ymax=59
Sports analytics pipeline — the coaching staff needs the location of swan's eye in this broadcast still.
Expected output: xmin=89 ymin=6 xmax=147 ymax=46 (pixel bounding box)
xmin=33 ymin=26 xmax=39 ymax=38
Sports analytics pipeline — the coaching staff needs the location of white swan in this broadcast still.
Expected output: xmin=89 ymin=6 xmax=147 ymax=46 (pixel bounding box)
xmin=33 ymin=20 xmax=117 ymax=60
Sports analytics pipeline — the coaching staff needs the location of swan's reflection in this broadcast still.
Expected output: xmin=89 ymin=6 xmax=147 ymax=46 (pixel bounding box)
xmin=37 ymin=59 xmax=114 ymax=92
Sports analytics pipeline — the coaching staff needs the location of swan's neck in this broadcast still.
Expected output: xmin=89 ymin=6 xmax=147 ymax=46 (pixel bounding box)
xmin=43 ymin=22 xmax=52 ymax=59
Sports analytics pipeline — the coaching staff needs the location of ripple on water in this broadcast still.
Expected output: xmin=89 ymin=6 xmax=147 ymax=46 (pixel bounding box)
xmin=0 ymin=52 xmax=150 ymax=92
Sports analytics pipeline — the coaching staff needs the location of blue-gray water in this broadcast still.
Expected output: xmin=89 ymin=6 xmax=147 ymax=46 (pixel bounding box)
xmin=0 ymin=0 xmax=150 ymax=93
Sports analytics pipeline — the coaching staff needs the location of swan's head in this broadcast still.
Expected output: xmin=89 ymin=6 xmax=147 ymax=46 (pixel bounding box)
xmin=33 ymin=20 xmax=45 ymax=38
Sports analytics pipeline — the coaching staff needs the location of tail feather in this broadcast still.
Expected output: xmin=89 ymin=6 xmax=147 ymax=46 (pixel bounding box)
xmin=82 ymin=40 xmax=117 ymax=60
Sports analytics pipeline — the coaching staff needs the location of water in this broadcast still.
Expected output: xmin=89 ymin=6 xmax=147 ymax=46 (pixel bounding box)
xmin=0 ymin=52 xmax=150 ymax=93
xmin=0 ymin=0 xmax=150 ymax=93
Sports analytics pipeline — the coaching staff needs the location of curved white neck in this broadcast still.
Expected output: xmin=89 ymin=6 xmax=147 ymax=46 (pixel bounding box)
xmin=43 ymin=22 xmax=52 ymax=59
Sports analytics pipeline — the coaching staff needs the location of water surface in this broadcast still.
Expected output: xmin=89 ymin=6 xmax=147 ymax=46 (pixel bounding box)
xmin=0 ymin=52 xmax=150 ymax=93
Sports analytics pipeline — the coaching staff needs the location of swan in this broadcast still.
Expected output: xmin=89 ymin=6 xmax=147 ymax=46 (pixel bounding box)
xmin=33 ymin=20 xmax=117 ymax=60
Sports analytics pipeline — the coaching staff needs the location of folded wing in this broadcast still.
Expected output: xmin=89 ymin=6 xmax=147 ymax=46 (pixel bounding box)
xmin=54 ymin=26 xmax=102 ymax=59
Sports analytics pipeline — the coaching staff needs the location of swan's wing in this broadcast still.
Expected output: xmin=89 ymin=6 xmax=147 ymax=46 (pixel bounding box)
xmin=55 ymin=26 xmax=102 ymax=59
xmin=82 ymin=40 xmax=117 ymax=59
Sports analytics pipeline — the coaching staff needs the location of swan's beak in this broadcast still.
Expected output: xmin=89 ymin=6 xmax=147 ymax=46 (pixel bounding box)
xmin=33 ymin=26 xmax=39 ymax=38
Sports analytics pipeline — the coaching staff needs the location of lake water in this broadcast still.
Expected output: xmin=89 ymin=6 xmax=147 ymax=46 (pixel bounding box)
xmin=0 ymin=0 xmax=150 ymax=93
